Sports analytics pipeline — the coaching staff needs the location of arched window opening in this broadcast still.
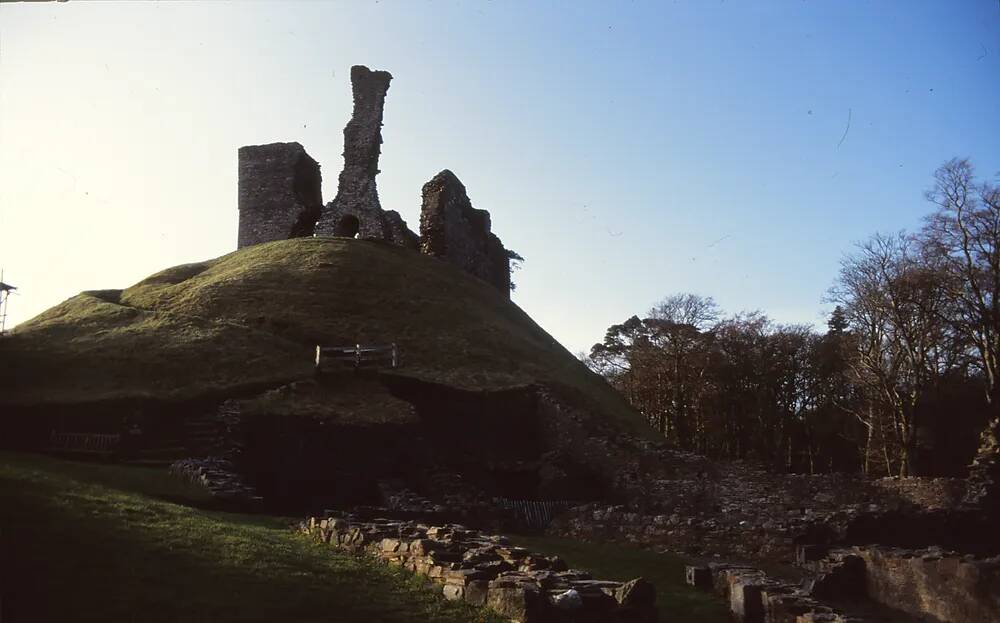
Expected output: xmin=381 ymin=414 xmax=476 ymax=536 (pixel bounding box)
xmin=334 ymin=215 xmax=360 ymax=239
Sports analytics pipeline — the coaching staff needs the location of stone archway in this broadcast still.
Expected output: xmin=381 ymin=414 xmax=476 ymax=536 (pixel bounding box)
xmin=334 ymin=215 xmax=360 ymax=238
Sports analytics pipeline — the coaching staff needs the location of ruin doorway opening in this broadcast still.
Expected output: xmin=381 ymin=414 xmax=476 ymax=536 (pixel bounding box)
xmin=334 ymin=215 xmax=361 ymax=238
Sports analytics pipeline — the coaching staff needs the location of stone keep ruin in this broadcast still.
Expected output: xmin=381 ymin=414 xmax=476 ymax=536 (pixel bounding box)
xmin=237 ymin=65 xmax=511 ymax=298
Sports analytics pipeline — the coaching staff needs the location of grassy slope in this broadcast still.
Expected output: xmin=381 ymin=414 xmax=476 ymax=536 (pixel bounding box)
xmin=511 ymin=535 xmax=731 ymax=623
xmin=3 ymin=237 xmax=648 ymax=436
xmin=0 ymin=452 xmax=502 ymax=623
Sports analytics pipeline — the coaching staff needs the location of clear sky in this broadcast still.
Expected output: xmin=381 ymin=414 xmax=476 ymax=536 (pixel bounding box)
xmin=1 ymin=1 xmax=998 ymax=355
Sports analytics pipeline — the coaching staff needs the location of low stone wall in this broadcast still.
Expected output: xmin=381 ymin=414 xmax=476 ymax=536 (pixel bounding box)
xmin=685 ymin=562 xmax=861 ymax=623
xmin=805 ymin=545 xmax=1000 ymax=622
xmin=169 ymin=457 xmax=261 ymax=504
xmin=301 ymin=514 xmax=657 ymax=623
xmin=872 ymin=477 xmax=965 ymax=511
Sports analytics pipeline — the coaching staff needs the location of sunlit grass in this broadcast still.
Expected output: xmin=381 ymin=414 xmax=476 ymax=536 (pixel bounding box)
xmin=0 ymin=452 xmax=502 ymax=623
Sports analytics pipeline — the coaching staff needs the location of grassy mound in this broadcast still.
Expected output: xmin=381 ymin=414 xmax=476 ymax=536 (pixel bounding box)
xmin=3 ymin=237 xmax=647 ymax=435
xmin=0 ymin=452 xmax=502 ymax=623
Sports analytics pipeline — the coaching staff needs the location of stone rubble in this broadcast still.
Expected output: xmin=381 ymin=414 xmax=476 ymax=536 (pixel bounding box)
xmin=686 ymin=561 xmax=864 ymax=623
xmin=550 ymin=453 xmax=970 ymax=562
xmin=169 ymin=457 xmax=262 ymax=505
xmin=300 ymin=513 xmax=657 ymax=623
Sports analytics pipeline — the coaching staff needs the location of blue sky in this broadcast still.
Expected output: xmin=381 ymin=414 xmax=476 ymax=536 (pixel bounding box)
xmin=1 ymin=1 xmax=998 ymax=354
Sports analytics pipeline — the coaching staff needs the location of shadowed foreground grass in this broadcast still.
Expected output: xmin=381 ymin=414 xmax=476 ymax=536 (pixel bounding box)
xmin=510 ymin=535 xmax=731 ymax=623
xmin=0 ymin=452 xmax=501 ymax=623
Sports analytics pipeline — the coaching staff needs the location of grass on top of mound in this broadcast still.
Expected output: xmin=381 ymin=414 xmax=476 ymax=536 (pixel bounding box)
xmin=5 ymin=237 xmax=651 ymax=439
xmin=0 ymin=452 xmax=502 ymax=623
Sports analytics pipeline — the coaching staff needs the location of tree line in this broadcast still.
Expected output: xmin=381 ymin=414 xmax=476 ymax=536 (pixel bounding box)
xmin=587 ymin=159 xmax=999 ymax=477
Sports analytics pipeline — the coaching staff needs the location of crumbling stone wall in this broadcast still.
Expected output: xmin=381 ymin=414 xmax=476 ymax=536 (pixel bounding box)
xmin=801 ymin=546 xmax=1000 ymax=623
xmin=686 ymin=562 xmax=863 ymax=623
xmin=237 ymin=142 xmax=323 ymax=248
xmin=963 ymin=417 xmax=1000 ymax=517
xmin=420 ymin=170 xmax=511 ymax=297
xmin=872 ymin=476 xmax=966 ymax=511
xmin=302 ymin=514 xmax=657 ymax=623
xmin=235 ymin=66 xmax=518 ymax=294
xmin=314 ymin=66 xmax=418 ymax=248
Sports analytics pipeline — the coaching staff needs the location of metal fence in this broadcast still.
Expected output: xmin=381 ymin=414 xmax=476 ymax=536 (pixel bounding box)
xmin=493 ymin=498 xmax=578 ymax=529
xmin=48 ymin=431 xmax=121 ymax=455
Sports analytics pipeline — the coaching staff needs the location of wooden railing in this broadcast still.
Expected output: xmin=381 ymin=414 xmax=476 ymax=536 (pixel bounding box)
xmin=48 ymin=431 xmax=121 ymax=455
xmin=315 ymin=343 xmax=399 ymax=372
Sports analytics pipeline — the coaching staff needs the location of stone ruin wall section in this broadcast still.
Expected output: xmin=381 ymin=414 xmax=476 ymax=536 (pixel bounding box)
xmin=315 ymin=66 xmax=417 ymax=248
xmin=237 ymin=142 xmax=323 ymax=249
xmin=419 ymin=170 xmax=511 ymax=298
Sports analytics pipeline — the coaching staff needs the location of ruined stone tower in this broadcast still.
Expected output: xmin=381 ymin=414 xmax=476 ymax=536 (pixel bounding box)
xmin=315 ymin=66 xmax=417 ymax=248
xmin=237 ymin=142 xmax=322 ymax=248
xmin=420 ymin=170 xmax=511 ymax=298
xmin=235 ymin=65 xmax=511 ymax=298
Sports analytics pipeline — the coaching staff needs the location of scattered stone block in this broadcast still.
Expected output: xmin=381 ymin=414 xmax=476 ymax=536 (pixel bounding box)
xmin=685 ymin=565 xmax=712 ymax=589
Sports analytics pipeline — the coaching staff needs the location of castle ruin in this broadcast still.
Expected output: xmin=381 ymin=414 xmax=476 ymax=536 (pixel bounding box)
xmin=237 ymin=142 xmax=323 ymax=249
xmin=420 ymin=170 xmax=511 ymax=295
xmin=237 ymin=65 xmax=509 ymax=297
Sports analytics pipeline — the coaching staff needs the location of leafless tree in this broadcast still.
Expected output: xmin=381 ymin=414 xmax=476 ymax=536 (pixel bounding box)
xmin=831 ymin=232 xmax=957 ymax=475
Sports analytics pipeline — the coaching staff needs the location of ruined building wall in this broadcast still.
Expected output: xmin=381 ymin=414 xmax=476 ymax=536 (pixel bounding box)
xmin=963 ymin=417 xmax=1000 ymax=521
xmin=419 ymin=170 xmax=511 ymax=298
xmin=235 ymin=66 xmax=515 ymax=295
xmin=315 ymin=66 xmax=418 ymax=248
xmin=237 ymin=142 xmax=323 ymax=249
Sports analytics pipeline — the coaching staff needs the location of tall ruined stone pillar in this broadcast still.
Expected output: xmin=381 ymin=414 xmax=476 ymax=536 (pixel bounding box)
xmin=316 ymin=66 xmax=417 ymax=247
xmin=237 ymin=142 xmax=323 ymax=249
xmin=420 ymin=170 xmax=511 ymax=298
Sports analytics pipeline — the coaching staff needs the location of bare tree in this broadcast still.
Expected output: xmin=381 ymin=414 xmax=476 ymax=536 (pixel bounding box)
xmin=832 ymin=232 xmax=956 ymax=475
xmin=921 ymin=158 xmax=1000 ymax=405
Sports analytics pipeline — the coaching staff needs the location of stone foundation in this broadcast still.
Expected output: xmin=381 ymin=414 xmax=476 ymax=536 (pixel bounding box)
xmin=301 ymin=514 xmax=657 ymax=623
xmin=685 ymin=562 xmax=861 ymax=623
xmin=803 ymin=546 xmax=1000 ymax=622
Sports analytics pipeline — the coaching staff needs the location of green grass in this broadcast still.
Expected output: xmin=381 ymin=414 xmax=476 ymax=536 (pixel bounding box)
xmin=3 ymin=237 xmax=650 ymax=438
xmin=0 ymin=452 xmax=502 ymax=623
xmin=509 ymin=535 xmax=731 ymax=623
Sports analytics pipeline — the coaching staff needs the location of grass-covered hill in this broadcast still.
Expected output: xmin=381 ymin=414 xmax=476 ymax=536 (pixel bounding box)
xmin=2 ymin=237 xmax=647 ymax=434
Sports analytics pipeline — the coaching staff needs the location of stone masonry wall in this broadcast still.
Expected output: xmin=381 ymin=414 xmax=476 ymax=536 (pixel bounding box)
xmin=963 ymin=417 xmax=1000 ymax=517
xmin=237 ymin=142 xmax=323 ymax=248
xmin=420 ymin=170 xmax=511 ymax=297
xmin=872 ymin=476 xmax=966 ymax=511
xmin=301 ymin=514 xmax=657 ymax=623
xmin=802 ymin=545 xmax=1000 ymax=622
xmin=685 ymin=561 xmax=863 ymax=623
xmin=235 ymin=66 xmax=518 ymax=296
xmin=314 ymin=65 xmax=418 ymax=248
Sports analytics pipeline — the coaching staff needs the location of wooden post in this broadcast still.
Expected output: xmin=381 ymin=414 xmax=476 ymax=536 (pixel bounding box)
xmin=391 ymin=343 xmax=398 ymax=368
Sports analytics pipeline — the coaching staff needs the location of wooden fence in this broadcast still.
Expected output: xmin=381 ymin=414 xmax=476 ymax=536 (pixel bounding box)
xmin=315 ymin=343 xmax=399 ymax=372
